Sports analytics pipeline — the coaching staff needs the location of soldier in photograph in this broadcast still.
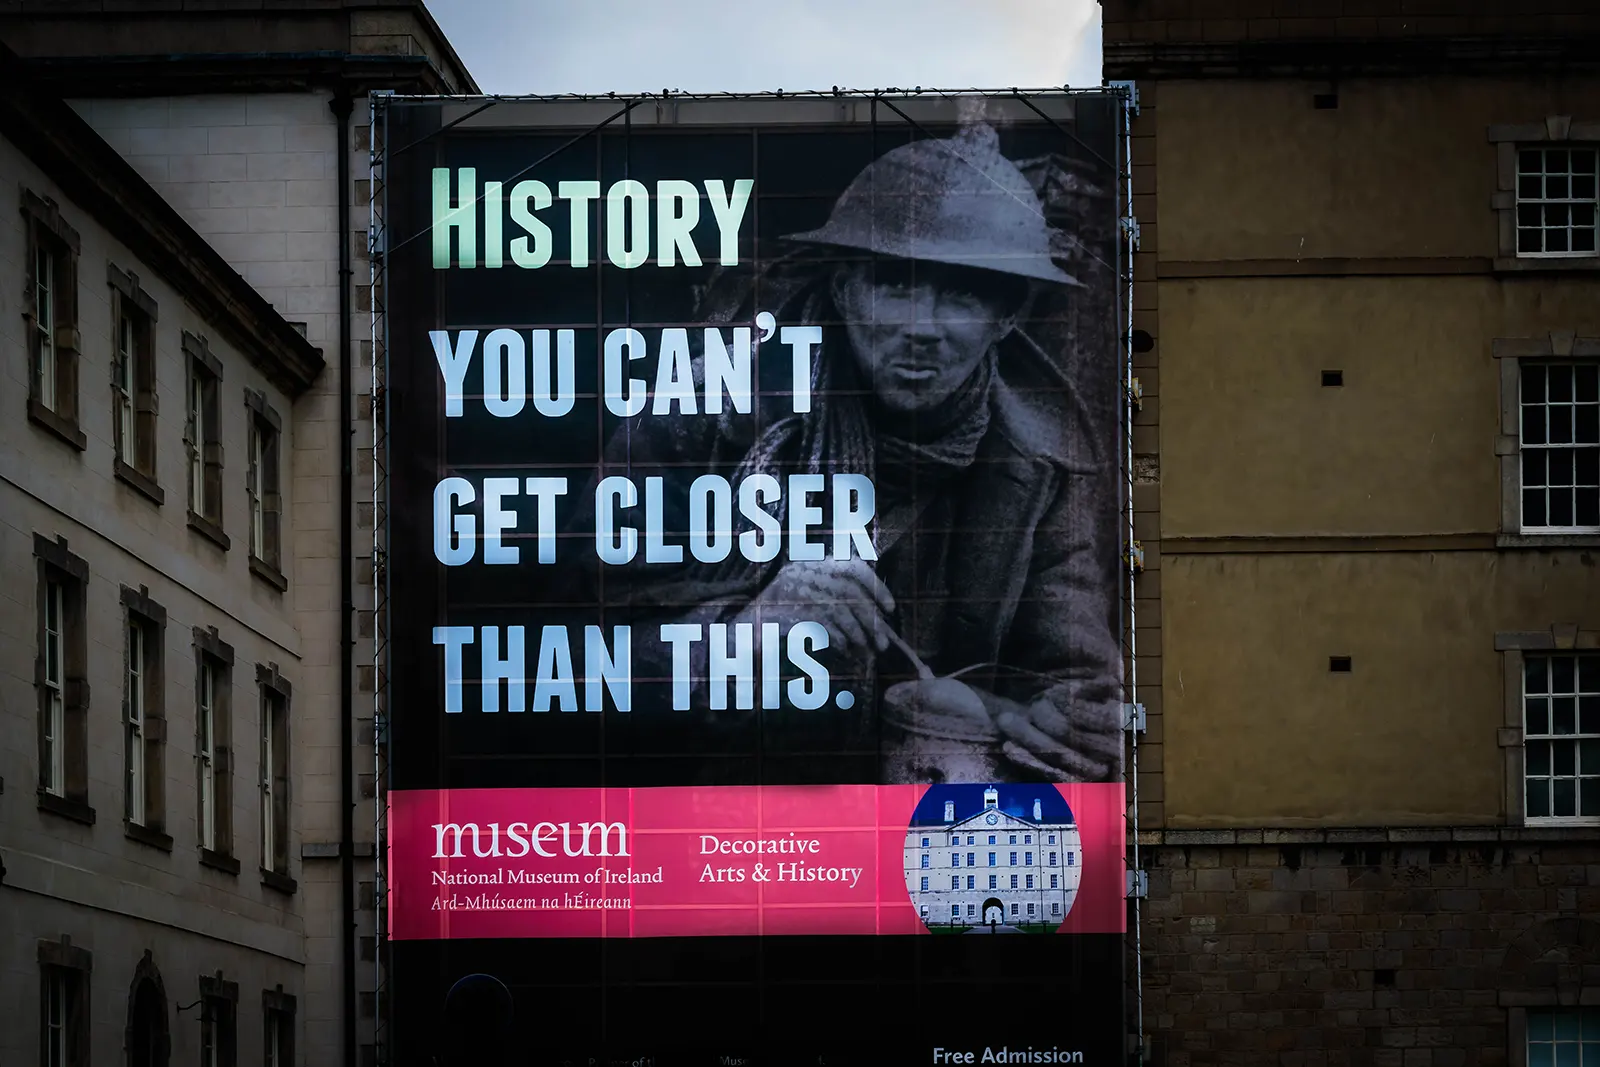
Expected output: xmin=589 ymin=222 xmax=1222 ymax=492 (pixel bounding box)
xmin=583 ymin=123 xmax=1124 ymax=785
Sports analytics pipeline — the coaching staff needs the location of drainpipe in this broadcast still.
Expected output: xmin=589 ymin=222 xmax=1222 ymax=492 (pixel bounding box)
xmin=329 ymin=89 xmax=358 ymax=1067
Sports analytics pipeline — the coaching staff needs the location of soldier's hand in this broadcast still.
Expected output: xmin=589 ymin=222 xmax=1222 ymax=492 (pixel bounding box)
xmin=738 ymin=559 xmax=894 ymax=662
xmin=995 ymin=694 xmax=1122 ymax=782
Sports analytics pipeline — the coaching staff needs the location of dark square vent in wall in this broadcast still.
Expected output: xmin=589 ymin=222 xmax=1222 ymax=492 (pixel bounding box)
xmin=1329 ymin=656 xmax=1353 ymax=673
xmin=1322 ymin=370 xmax=1344 ymax=387
xmin=1314 ymin=93 xmax=1339 ymax=110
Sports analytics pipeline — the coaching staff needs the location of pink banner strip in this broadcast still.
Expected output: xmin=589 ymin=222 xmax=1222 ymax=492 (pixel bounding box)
xmin=388 ymin=784 xmax=1125 ymax=940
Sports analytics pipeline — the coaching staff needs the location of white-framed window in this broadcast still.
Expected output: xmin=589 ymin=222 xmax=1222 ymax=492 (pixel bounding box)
xmin=966 ymin=835 xmax=973 ymax=845
xmin=1051 ymin=902 xmax=1060 ymax=916
xmin=198 ymin=661 xmax=218 ymax=850
xmin=952 ymin=905 xmax=960 ymax=918
xmin=948 ymin=833 xmax=957 ymax=845
xmin=43 ymin=966 xmax=66 ymax=1067
xmin=919 ymin=905 xmax=928 ymax=919
xmin=987 ymin=852 xmax=995 ymax=866
xmin=1048 ymin=834 xmax=1055 ymax=844
xmin=1520 ymin=362 xmax=1599 ymax=531
xmin=1008 ymin=834 xmax=1016 ymax=844
xmin=1009 ymin=875 xmax=1018 ymax=889
xmin=263 ymin=990 xmax=296 ymax=1067
xmin=1024 ymin=834 xmax=1032 ymax=843
xmin=966 ymin=904 xmax=974 ymax=917
xmin=259 ymin=671 xmax=292 ymax=879
xmin=114 ymin=309 xmax=135 ymax=460
xmin=1026 ymin=875 xmax=1034 ymax=888
xmin=952 ymin=852 xmax=960 ymax=867
xmin=920 ymin=853 xmax=928 ymax=869
xmin=1524 ymin=652 xmax=1600 ymax=821
xmin=265 ymin=1010 xmax=283 ymax=1067
xmin=920 ymin=836 xmax=928 ymax=847
xmin=987 ymin=834 xmax=995 ymax=845
xmin=188 ymin=369 xmax=207 ymax=515
xmin=42 ymin=578 xmax=65 ymax=796
xmin=1025 ymin=851 xmax=1033 ymax=864
xmin=1526 ymin=1008 xmax=1599 ymax=1066
xmin=36 ymin=242 xmax=57 ymax=413
xmin=1027 ymin=903 xmax=1035 ymax=916
xmin=920 ymin=877 xmax=928 ymax=891
xmin=951 ymin=876 xmax=959 ymax=890
xmin=1517 ymin=147 xmax=1599 ymax=258
xmin=987 ymin=875 xmax=996 ymax=889
xmin=126 ymin=619 xmax=146 ymax=825
xmin=1009 ymin=851 xmax=1017 ymax=865
xmin=262 ymin=691 xmax=276 ymax=870
xmin=966 ymin=851 xmax=974 ymax=865
xmin=1051 ymin=874 xmax=1059 ymax=888
xmin=1010 ymin=903 xmax=1019 ymax=916
xmin=1067 ymin=852 xmax=1076 ymax=867
xmin=1049 ymin=852 xmax=1057 ymax=865
xmin=966 ymin=876 xmax=974 ymax=890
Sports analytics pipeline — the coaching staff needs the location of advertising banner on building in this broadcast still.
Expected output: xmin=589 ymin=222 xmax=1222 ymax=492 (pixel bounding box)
xmin=381 ymin=91 xmax=1126 ymax=1066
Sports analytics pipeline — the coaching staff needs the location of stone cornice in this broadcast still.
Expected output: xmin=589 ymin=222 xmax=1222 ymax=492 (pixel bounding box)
xmin=1105 ymin=35 xmax=1600 ymax=80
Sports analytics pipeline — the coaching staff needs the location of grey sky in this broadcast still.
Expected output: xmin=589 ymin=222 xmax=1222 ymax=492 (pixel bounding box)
xmin=425 ymin=0 xmax=1102 ymax=96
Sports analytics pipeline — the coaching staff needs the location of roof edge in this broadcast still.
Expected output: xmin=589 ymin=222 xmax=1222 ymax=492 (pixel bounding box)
xmin=0 ymin=50 xmax=325 ymax=396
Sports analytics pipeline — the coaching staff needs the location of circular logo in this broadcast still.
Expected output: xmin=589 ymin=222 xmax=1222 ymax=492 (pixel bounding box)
xmin=903 ymin=784 xmax=1084 ymax=934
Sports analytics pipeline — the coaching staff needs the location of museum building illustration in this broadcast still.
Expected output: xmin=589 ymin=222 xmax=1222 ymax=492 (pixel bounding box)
xmin=903 ymin=786 xmax=1084 ymax=930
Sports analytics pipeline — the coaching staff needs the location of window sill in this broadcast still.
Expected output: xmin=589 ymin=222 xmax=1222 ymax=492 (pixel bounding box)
xmin=261 ymin=867 xmax=298 ymax=895
xmin=249 ymin=554 xmax=289 ymax=592
xmin=199 ymin=847 xmax=240 ymax=875
xmin=27 ymin=399 xmax=87 ymax=451
xmin=1498 ymin=533 xmax=1600 ymax=549
xmin=125 ymin=821 xmax=173 ymax=852
xmin=187 ymin=510 xmax=231 ymax=552
xmin=114 ymin=459 xmax=164 ymax=507
xmin=1523 ymin=817 xmax=1600 ymax=829
xmin=37 ymin=790 xmax=95 ymax=826
xmin=1494 ymin=255 xmax=1600 ymax=273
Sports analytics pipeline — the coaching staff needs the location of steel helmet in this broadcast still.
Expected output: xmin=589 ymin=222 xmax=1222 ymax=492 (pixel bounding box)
xmin=783 ymin=122 xmax=1079 ymax=286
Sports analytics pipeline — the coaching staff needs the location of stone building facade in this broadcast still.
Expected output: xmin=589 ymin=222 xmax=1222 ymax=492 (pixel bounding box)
xmin=0 ymin=4 xmax=477 ymax=1066
xmin=1102 ymin=1 xmax=1600 ymax=1063
xmin=0 ymin=66 xmax=322 ymax=1067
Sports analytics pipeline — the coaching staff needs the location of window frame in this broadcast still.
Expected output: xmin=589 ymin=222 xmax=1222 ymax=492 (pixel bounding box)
xmin=194 ymin=627 xmax=238 ymax=874
xmin=258 ymin=663 xmax=295 ymax=894
xmin=21 ymin=189 xmax=85 ymax=450
xmin=1498 ymin=626 xmax=1600 ymax=827
xmin=122 ymin=586 xmax=171 ymax=849
xmin=108 ymin=264 xmax=163 ymax=504
xmin=38 ymin=936 xmax=91 ymax=1067
xmin=1491 ymin=117 xmax=1600 ymax=270
xmin=198 ymin=974 xmax=239 ymax=1067
xmin=262 ymin=988 xmax=296 ymax=1067
xmin=34 ymin=534 xmax=91 ymax=824
xmin=245 ymin=389 xmax=286 ymax=590
xmin=1507 ymin=1005 xmax=1600 ymax=1067
xmin=184 ymin=332 xmax=228 ymax=551
xmin=1495 ymin=333 xmax=1600 ymax=546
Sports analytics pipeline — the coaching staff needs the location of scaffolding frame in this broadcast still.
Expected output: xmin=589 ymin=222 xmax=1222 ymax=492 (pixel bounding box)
xmin=365 ymin=85 xmax=1144 ymax=1067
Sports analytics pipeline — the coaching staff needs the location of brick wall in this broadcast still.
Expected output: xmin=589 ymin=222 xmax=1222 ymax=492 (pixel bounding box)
xmin=1139 ymin=834 xmax=1600 ymax=1066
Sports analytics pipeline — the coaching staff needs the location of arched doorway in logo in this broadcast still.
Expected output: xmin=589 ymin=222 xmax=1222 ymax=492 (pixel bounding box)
xmin=126 ymin=950 xmax=170 ymax=1067
xmin=981 ymin=898 xmax=1005 ymax=925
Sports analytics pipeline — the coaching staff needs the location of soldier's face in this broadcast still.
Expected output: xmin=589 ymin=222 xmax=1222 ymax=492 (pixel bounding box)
xmin=833 ymin=261 xmax=1024 ymax=414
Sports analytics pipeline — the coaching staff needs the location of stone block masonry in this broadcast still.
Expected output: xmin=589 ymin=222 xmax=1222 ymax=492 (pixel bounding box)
xmin=1138 ymin=837 xmax=1600 ymax=1067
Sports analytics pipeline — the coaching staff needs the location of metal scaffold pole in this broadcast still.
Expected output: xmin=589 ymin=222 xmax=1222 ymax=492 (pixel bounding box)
xmin=1111 ymin=77 xmax=1147 ymax=1067
xmin=368 ymin=87 xmax=392 ymax=1067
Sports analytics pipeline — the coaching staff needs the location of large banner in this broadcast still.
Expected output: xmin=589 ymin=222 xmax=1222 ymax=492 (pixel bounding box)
xmin=383 ymin=93 xmax=1126 ymax=1066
